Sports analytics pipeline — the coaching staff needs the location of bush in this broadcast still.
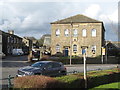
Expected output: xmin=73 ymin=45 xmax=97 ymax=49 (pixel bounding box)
xmin=14 ymin=75 xmax=66 ymax=89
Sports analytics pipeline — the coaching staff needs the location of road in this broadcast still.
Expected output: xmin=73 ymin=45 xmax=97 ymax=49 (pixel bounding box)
xmin=0 ymin=55 xmax=118 ymax=89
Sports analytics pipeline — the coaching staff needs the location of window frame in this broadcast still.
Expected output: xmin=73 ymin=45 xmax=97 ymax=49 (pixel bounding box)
xmin=73 ymin=29 xmax=78 ymax=37
xmin=92 ymin=29 xmax=96 ymax=37
xmin=56 ymin=44 xmax=60 ymax=52
xmin=82 ymin=29 xmax=87 ymax=37
xmin=91 ymin=45 xmax=96 ymax=53
xmin=73 ymin=44 xmax=77 ymax=52
xmin=64 ymin=29 xmax=69 ymax=37
xmin=55 ymin=29 xmax=60 ymax=36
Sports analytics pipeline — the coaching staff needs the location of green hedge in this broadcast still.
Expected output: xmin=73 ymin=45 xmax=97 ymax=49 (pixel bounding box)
xmin=13 ymin=68 xmax=120 ymax=89
xmin=55 ymin=68 xmax=120 ymax=88
xmin=13 ymin=75 xmax=66 ymax=89
xmin=40 ymin=56 xmax=119 ymax=64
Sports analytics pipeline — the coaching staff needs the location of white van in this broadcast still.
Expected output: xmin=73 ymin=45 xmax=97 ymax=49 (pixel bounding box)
xmin=12 ymin=49 xmax=24 ymax=56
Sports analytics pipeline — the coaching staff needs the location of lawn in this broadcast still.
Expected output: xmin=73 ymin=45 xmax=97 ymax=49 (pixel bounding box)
xmin=90 ymin=82 xmax=120 ymax=89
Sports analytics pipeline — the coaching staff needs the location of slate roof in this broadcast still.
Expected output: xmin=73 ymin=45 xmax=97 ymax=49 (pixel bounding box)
xmin=51 ymin=14 xmax=102 ymax=24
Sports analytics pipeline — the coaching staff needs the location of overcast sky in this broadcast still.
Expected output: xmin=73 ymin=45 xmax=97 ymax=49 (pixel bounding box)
xmin=0 ymin=0 xmax=119 ymax=41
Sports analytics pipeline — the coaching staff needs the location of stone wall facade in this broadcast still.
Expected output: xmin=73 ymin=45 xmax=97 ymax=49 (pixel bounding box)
xmin=51 ymin=23 xmax=105 ymax=57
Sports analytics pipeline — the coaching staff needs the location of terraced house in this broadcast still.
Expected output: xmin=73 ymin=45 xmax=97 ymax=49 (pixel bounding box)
xmin=51 ymin=14 xmax=105 ymax=57
xmin=0 ymin=30 xmax=23 ymax=55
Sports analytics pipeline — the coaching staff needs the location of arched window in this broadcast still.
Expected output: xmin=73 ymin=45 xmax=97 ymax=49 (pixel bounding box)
xmin=73 ymin=29 xmax=78 ymax=37
xmin=73 ymin=44 xmax=77 ymax=52
xmin=82 ymin=29 xmax=86 ymax=37
xmin=92 ymin=29 xmax=96 ymax=37
xmin=56 ymin=44 xmax=60 ymax=52
xmin=91 ymin=45 xmax=96 ymax=54
xmin=56 ymin=29 xmax=60 ymax=36
xmin=64 ymin=29 xmax=69 ymax=36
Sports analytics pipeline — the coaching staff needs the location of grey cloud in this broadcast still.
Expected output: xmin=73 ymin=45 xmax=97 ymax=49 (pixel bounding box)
xmin=0 ymin=2 xmax=118 ymax=41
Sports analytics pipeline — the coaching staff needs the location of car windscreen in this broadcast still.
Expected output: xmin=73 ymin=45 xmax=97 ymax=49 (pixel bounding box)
xmin=31 ymin=62 xmax=45 ymax=67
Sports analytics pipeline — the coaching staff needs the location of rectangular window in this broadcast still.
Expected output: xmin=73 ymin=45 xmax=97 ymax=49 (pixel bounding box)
xmin=82 ymin=29 xmax=86 ymax=37
xmin=92 ymin=29 xmax=96 ymax=37
xmin=73 ymin=44 xmax=77 ymax=52
xmin=64 ymin=29 xmax=69 ymax=36
xmin=56 ymin=44 xmax=60 ymax=52
xmin=73 ymin=29 xmax=78 ymax=37
xmin=56 ymin=29 xmax=60 ymax=36
xmin=91 ymin=45 xmax=96 ymax=54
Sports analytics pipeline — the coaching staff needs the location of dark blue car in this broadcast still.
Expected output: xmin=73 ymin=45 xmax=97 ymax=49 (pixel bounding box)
xmin=17 ymin=61 xmax=67 ymax=77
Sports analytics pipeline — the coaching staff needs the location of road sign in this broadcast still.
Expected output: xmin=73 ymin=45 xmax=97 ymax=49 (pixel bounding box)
xmin=102 ymin=48 xmax=105 ymax=55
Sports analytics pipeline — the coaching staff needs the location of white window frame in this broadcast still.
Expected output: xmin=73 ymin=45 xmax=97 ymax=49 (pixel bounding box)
xmin=56 ymin=44 xmax=60 ymax=52
xmin=73 ymin=29 xmax=78 ymax=37
xmin=91 ymin=45 xmax=96 ymax=53
xmin=73 ymin=44 xmax=77 ymax=52
xmin=56 ymin=29 xmax=60 ymax=36
xmin=64 ymin=29 xmax=69 ymax=37
xmin=92 ymin=29 xmax=96 ymax=37
xmin=82 ymin=29 xmax=87 ymax=37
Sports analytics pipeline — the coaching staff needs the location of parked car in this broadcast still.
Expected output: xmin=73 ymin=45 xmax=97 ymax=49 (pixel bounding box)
xmin=17 ymin=61 xmax=67 ymax=77
xmin=12 ymin=49 xmax=24 ymax=56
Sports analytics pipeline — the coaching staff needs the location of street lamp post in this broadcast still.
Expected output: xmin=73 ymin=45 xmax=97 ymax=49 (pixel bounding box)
xmin=105 ymin=42 xmax=108 ymax=64
xmin=70 ymin=28 xmax=72 ymax=65
xmin=70 ymin=21 xmax=73 ymax=65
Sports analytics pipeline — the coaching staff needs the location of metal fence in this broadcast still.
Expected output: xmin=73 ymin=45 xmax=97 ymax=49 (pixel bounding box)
xmin=0 ymin=75 xmax=14 ymax=89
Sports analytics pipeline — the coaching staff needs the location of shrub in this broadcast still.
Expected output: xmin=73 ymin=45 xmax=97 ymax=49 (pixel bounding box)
xmin=14 ymin=75 xmax=66 ymax=89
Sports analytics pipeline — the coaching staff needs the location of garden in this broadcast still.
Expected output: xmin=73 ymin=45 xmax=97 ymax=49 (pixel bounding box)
xmin=13 ymin=68 xmax=120 ymax=89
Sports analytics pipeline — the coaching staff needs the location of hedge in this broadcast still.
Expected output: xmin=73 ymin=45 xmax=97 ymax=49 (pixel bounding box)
xmin=13 ymin=75 xmax=66 ymax=89
xmin=13 ymin=68 xmax=120 ymax=89
xmin=55 ymin=68 xmax=120 ymax=88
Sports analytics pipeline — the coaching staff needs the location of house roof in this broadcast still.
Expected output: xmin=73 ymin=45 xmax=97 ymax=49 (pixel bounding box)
xmin=106 ymin=41 xmax=120 ymax=48
xmin=0 ymin=30 xmax=22 ymax=39
xmin=51 ymin=14 xmax=103 ymax=24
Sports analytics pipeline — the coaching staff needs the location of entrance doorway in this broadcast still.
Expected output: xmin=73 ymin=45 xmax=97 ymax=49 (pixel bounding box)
xmin=64 ymin=47 xmax=69 ymax=56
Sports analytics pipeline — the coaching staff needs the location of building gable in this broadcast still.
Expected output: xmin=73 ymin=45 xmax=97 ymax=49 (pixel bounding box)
xmin=51 ymin=14 xmax=102 ymax=24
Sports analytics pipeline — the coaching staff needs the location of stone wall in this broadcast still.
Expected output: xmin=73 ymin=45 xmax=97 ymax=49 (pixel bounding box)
xmin=51 ymin=23 xmax=104 ymax=57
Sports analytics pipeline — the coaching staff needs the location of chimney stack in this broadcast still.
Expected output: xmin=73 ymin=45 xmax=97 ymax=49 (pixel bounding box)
xmin=8 ymin=30 xmax=14 ymax=34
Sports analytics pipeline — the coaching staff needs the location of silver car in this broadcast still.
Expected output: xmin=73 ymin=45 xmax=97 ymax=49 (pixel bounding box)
xmin=17 ymin=61 xmax=67 ymax=77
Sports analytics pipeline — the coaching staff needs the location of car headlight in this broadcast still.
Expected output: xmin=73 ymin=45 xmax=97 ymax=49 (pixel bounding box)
xmin=25 ymin=72 xmax=34 ymax=75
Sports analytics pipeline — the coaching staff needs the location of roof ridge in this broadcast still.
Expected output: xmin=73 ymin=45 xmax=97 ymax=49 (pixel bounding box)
xmin=51 ymin=14 xmax=102 ymax=24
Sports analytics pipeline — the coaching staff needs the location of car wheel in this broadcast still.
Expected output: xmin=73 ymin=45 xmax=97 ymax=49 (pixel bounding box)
xmin=61 ymin=71 xmax=67 ymax=75
xmin=34 ymin=73 xmax=41 ymax=75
